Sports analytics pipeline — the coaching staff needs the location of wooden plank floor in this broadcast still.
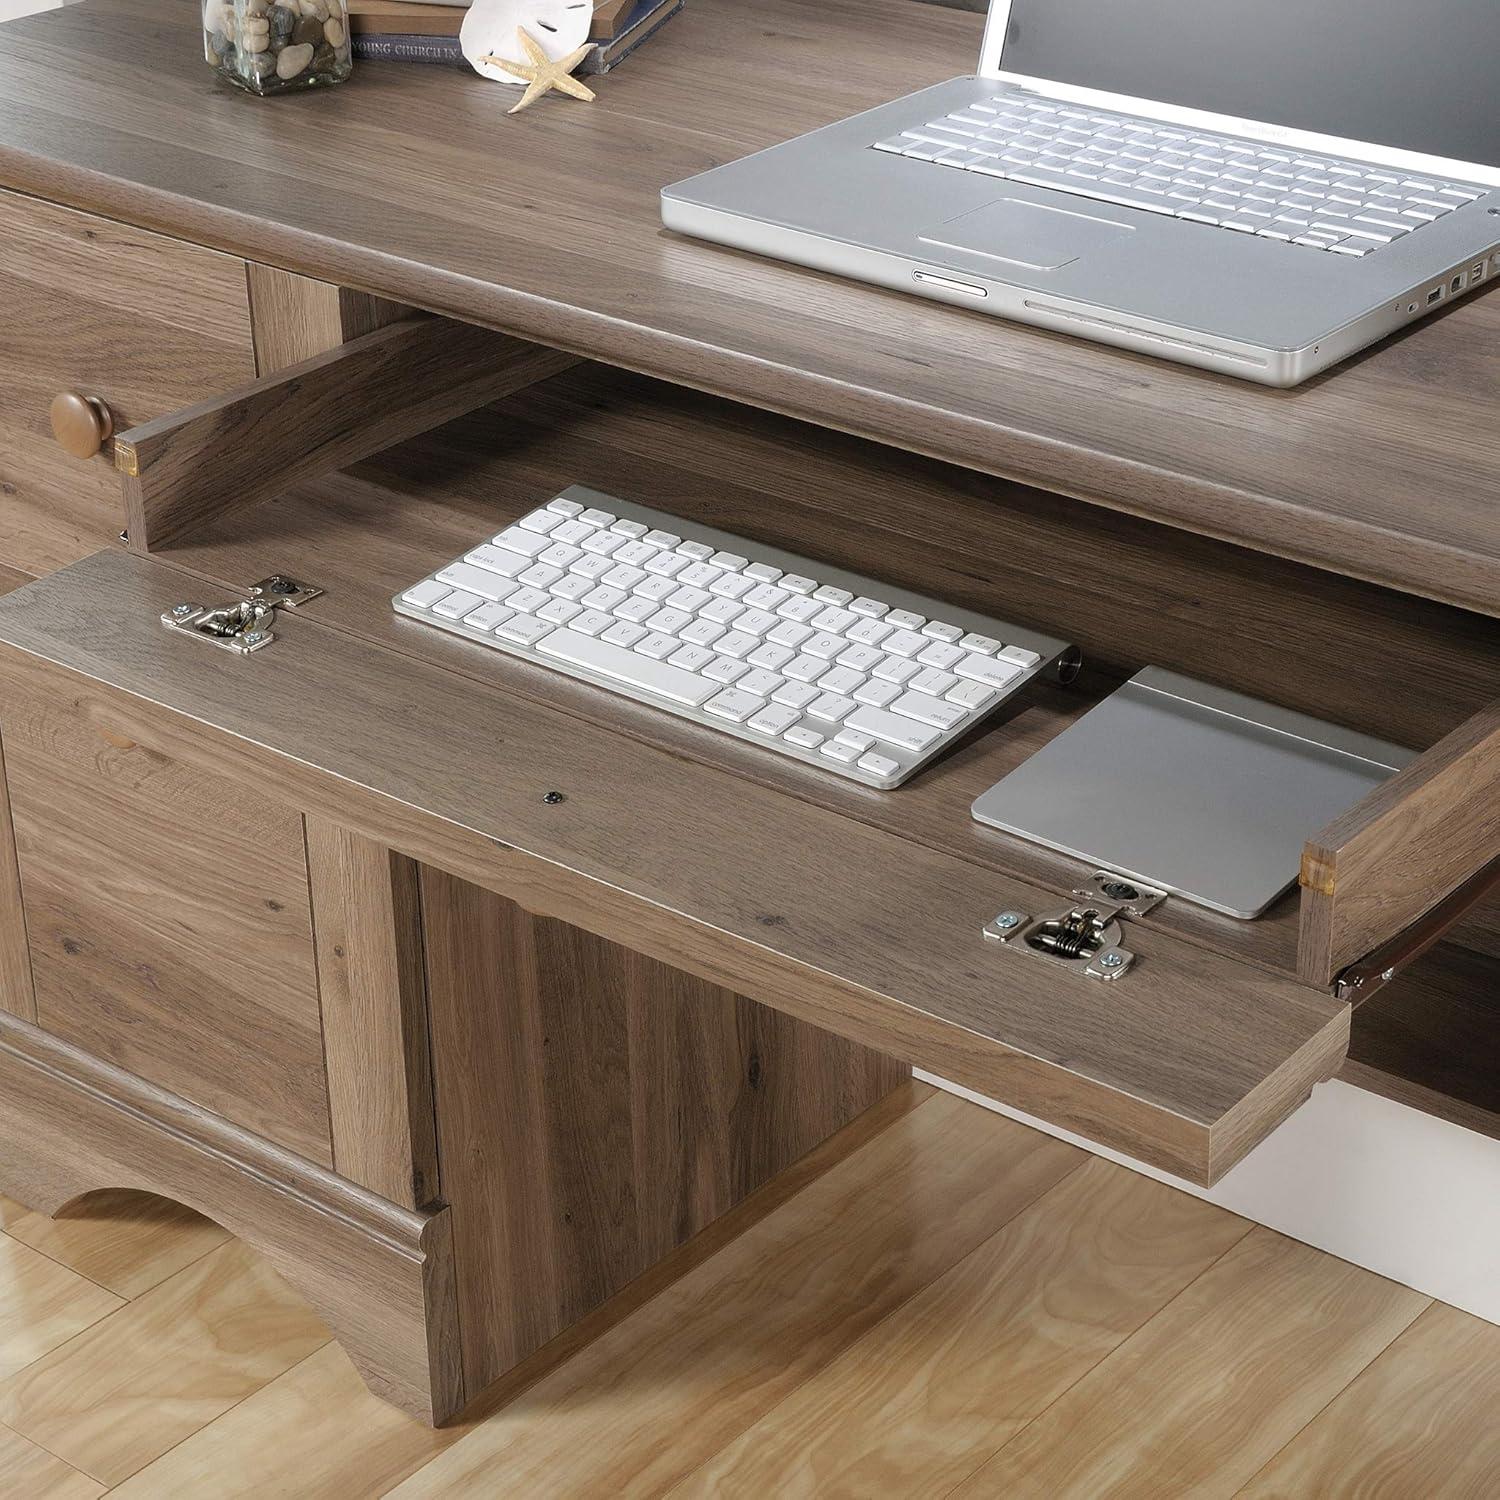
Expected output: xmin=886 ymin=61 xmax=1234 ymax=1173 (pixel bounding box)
xmin=1 ymin=1085 xmax=1495 ymax=1498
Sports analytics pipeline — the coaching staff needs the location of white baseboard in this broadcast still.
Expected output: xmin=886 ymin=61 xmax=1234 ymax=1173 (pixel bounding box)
xmin=917 ymin=1071 xmax=1500 ymax=1326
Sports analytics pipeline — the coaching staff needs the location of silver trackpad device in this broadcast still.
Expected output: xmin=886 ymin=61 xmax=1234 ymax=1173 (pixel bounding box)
xmin=971 ymin=668 xmax=1417 ymax=919
xmin=918 ymin=197 xmax=1135 ymax=269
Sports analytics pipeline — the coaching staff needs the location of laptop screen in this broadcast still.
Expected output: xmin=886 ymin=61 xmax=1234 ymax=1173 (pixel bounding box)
xmin=997 ymin=0 xmax=1500 ymax=169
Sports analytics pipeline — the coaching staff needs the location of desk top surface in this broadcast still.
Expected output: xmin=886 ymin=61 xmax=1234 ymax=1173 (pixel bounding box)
xmin=0 ymin=0 xmax=1496 ymax=615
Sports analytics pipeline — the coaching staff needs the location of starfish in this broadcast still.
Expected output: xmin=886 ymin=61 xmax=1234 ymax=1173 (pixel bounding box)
xmin=483 ymin=26 xmax=597 ymax=114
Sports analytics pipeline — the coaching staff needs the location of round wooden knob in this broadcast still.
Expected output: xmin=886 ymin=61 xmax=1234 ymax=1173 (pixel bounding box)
xmin=50 ymin=392 xmax=115 ymax=461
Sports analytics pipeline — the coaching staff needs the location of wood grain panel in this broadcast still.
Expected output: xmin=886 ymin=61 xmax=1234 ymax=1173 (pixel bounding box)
xmin=116 ymin=317 xmax=577 ymax=551
xmin=0 ymin=550 xmax=1353 ymax=1184
xmin=420 ymin=870 xmax=906 ymax=1397
xmin=0 ymin=1234 xmax=123 ymax=1382
xmin=306 ymin=819 xmax=438 ymax=1210
xmin=0 ymin=1239 xmax=329 ymax=1486
xmin=389 ymin=1092 xmax=1082 ymax=1500
xmin=0 ymin=1422 xmax=102 ymax=1500
xmin=671 ymin=1159 xmax=1249 ymax=1499
xmin=0 ymin=1191 xmax=229 ymax=1299
xmin=162 ymin=365 xmax=1500 ymax=992
xmin=109 ymin=1343 xmax=454 ymax=1500
xmin=1300 ymin=700 xmax=1500 ymax=985
xmin=0 ymin=1012 xmax=464 ymax=1425
xmin=1240 ymin=1301 xmax=1500 ymax=1498
xmin=0 ymin=0 xmax=1495 ymax=611
xmin=0 ymin=692 xmax=332 ymax=1163
xmin=246 ymin=262 xmax=410 ymax=376
xmin=0 ymin=730 xmax=34 ymax=1022
xmin=948 ymin=1228 xmax=1428 ymax=1498
xmin=0 ymin=186 xmax=255 ymax=575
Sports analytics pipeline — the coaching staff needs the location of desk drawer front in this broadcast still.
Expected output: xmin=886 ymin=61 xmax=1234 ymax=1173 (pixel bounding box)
xmin=0 ymin=690 xmax=333 ymax=1164
xmin=0 ymin=189 xmax=256 ymax=576
xmin=1299 ymin=699 xmax=1500 ymax=987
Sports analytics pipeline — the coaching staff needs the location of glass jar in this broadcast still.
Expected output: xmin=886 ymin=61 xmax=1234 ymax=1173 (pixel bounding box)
xmin=203 ymin=0 xmax=352 ymax=96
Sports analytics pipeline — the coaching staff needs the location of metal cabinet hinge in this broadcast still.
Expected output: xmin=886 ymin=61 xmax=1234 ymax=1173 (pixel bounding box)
xmin=983 ymin=871 xmax=1166 ymax=982
xmin=161 ymin=574 xmax=323 ymax=655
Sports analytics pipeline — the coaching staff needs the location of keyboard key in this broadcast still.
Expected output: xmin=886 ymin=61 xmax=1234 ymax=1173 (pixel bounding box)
xmin=506 ymin=586 xmax=553 ymax=616
xmin=668 ymin=643 xmax=715 ymax=672
xmin=947 ymin=680 xmax=998 ymax=711
xmin=780 ymin=574 xmax=817 ymax=594
xmin=570 ymin=608 xmax=613 ymax=636
xmin=807 ymin=692 xmax=857 ymax=724
xmin=519 ymin=508 xmax=564 ymax=534
xmin=401 ymin=579 xmax=452 ymax=609
xmin=439 ymin=561 xmax=522 ymax=600
xmin=465 ymin=545 xmax=532 ymax=579
xmin=679 ymin=617 xmax=727 ymax=648
xmin=846 ymin=617 xmax=893 ymax=647
xmin=813 ymin=585 xmax=854 ymax=605
xmin=917 ymin=641 xmax=965 ymax=670
xmin=578 ymin=508 xmax=614 ymax=527
xmin=819 ymin=740 xmax=862 ymax=764
xmin=841 ymin=705 xmax=941 ymax=754
xmin=854 ymin=678 xmax=902 ymax=708
xmin=432 ymin=589 xmax=484 ymax=619
xmin=495 ymin=613 xmax=551 ymax=647
xmin=818 ymin=666 xmax=867 ymax=697
xmin=704 ymin=656 xmax=749 ymax=683
xmin=748 ymin=704 xmax=801 ymax=737
xmin=784 ymin=725 xmax=824 ymax=750
xmin=601 ymin=621 xmax=646 ymax=648
xmin=738 ymin=667 xmax=785 ymax=698
xmin=749 ymin=642 xmax=795 ymax=671
xmin=462 ymin=600 xmax=517 ymax=631
xmin=857 ymin=752 xmax=900 ymax=779
xmin=493 ymin=526 xmax=552 ymax=559
xmin=540 ymin=628 xmax=718 ymax=704
xmin=892 ymin=691 xmax=967 ymax=731
xmin=547 ymin=496 xmax=584 ymax=517
xmin=784 ymin=655 xmax=827 ymax=683
xmin=883 ymin=629 xmax=927 ymax=658
xmin=802 ymin=631 xmax=847 ymax=660
xmin=872 ymin=655 xmax=920 ymax=684
xmin=704 ymin=687 xmax=766 ymax=723
xmin=773 ymin=681 xmax=820 ymax=709
xmin=716 ymin=630 xmax=760 ymax=659
xmin=837 ymin=643 xmax=885 ymax=673
xmin=768 ymin=620 xmax=814 ymax=650
xmin=956 ymin=653 xmax=1026 ymax=688
xmin=910 ymin=667 xmax=958 ymax=697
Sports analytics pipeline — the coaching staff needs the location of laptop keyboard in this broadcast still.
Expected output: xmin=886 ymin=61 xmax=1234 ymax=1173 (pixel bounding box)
xmin=875 ymin=92 xmax=1484 ymax=257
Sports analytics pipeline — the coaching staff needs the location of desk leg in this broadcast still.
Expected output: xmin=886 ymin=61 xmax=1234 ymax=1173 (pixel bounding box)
xmin=419 ymin=868 xmax=910 ymax=1406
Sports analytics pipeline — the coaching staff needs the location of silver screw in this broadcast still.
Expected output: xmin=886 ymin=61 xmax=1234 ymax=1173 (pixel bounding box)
xmin=171 ymin=604 xmax=194 ymax=618
xmin=1381 ymin=968 xmax=1396 ymax=982
xmin=1098 ymin=950 xmax=1125 ymax=969
xmin=242 ymin=632 xmax=267 ymax=647
xmin=993 ymin=913 xmax=1021 ymax=930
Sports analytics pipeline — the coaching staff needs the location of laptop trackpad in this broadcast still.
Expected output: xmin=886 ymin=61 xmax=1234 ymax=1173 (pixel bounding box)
xmin=918 ymin=197 xmax=1134 ymax=270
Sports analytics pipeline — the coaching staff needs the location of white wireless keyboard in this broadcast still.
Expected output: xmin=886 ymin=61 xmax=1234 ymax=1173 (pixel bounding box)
xmin=393 ymin=487 xmax=1076 ymax=789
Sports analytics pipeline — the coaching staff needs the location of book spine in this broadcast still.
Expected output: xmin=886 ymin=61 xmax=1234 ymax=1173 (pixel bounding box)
xmin=351 ymin=33 xmax=465 ymax=63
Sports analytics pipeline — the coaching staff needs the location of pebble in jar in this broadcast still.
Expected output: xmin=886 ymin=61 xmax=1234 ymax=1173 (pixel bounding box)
xmin=204 ymin=0 xmax=352 ymax=95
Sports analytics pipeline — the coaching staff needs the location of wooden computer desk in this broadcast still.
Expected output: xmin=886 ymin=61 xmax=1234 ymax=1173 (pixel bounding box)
xmin=0 ymin=0 xmax=1495 ymax=1426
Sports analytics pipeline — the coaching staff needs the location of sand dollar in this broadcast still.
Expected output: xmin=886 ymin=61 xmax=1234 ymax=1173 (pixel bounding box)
xmin=460 ymin=0 xmax=592 ymax=83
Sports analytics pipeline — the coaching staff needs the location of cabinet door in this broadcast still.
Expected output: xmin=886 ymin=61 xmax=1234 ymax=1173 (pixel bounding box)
xmin=0 ymin=685 xmax=333 ymax=1165
xmin=0 ymin=189 xmax=256 ymax=576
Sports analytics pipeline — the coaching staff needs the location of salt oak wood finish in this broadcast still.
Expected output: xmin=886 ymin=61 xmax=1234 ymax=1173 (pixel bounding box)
xmin=0 ymin=0 xmax=1495 ymax=1429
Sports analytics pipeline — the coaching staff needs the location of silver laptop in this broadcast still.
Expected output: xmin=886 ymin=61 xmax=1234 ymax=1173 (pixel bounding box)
xmin=661 ymin=0 xmax=1500 ymax=385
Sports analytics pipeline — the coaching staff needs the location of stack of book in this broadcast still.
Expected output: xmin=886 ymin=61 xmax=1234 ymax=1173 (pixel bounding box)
xmin=350 ymin=0 xmax=684 ymax=73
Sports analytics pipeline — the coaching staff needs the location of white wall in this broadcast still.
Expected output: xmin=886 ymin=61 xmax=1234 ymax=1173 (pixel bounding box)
xmin=0 ymin=0 xmax=68 ymax=22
